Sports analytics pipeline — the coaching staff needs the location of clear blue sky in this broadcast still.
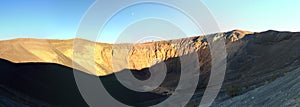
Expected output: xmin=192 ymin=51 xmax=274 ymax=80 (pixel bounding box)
xmin=0 ymin=0 xmax=299 ymax=43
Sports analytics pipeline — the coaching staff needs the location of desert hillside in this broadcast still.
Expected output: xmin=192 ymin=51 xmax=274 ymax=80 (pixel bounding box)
xmin=0 ymin=30 xmax=250 ymax=76
xmin=1 ymin=30 xmax=300 ymax=106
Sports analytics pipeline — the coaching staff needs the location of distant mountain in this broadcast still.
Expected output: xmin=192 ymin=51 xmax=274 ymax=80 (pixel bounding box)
xmin=1 ymin=30 xmax=300 ymax=106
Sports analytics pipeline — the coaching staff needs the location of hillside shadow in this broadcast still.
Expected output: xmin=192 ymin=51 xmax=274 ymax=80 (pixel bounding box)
xmin=0 ymin=50 xmax=212 ymax=107
xmin=99 ymin=50 xmax=213 ymax=106
xmin=0 ymin=58 xmax=89 ymax=106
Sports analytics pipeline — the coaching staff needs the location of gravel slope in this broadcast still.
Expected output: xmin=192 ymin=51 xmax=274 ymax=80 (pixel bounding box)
xmin=213 ymin=66 xmax=300 ymax=107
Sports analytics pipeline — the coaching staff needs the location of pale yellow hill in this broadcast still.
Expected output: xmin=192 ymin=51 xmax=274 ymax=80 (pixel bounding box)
xmin=0 ymin=30 xmax=253 ymax=76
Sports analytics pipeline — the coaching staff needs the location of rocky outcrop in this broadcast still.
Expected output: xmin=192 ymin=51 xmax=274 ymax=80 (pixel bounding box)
xmin=0 ymin=33 xmax=211 ymax=76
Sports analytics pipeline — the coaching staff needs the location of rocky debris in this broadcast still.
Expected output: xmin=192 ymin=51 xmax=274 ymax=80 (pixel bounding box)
xmin=212 ymin=67 xmax=300 ymax=107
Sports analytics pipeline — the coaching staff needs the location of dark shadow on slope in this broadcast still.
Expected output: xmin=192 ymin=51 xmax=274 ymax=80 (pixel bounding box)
xmin=0 ymin=58 xmax=89 ymax=106
xmin=0 ymin=51 xmax=212 ymax=107
xmin=100 ymin=56 xmax=182 ymax=106
xmin=0 ymin=57 xmax=204 ymax=106
xmin=100 ymin=50 xmax=213 ymax=106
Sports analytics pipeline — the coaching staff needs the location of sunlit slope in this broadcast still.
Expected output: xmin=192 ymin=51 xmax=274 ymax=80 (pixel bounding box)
xmin=0 ymin=35 xmax=214 ymax=76
xmin=0 ymin=30 xmax=266 ymax=77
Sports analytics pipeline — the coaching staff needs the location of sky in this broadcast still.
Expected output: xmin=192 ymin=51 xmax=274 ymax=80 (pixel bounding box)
xmin=0 ymin=0 xmax=299 ymax=43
